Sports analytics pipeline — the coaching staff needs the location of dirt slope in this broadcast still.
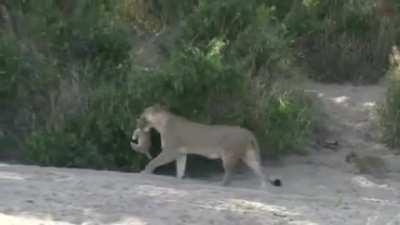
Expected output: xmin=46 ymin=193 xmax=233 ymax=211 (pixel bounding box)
xmin=1 ymin=81 xmax=400 ymax=225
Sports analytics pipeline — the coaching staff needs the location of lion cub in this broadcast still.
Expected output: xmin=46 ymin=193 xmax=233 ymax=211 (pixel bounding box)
xmin=130 ymin=127 xmax=152 ymax=159
xmin=345 ymin=151 xmax=387 ymax=178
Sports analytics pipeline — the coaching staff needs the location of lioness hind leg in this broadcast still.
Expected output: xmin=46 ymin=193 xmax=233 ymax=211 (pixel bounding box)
xmin=221 ymin=153 xmax=239 ymax=186
xmin=143 ymin=151 xmax=178 ymax=174
xmin=176 ymin=154 xmax=187 ymax=179
xmin=243 ymin=149 xmax=267 ymax=188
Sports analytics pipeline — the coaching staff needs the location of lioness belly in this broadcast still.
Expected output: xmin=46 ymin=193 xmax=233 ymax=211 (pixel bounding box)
xmin=179 ymin=147 xmax=222 ymax=159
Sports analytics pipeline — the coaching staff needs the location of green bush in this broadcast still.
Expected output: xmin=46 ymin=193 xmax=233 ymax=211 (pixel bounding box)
xmin=303 ymin=34 xmax=385 ymax=83
xmin=128 ymin=45 xmax=314 ymax=157
xmin=379 ymin=47 xmax=400 ymax=150
xmin=4 ymin=0 xmax=317 ymax=170
xmin=5 ymin=0 xmax=400 ymax=172
xmin=0 ymin=37 xmax=26 ymax=104
xmin=379 ymin=82 xmax=400 ymax=149
xmin=183 ymin=0 xmax=263 ymax=46
xmin=26 ymin=127 xmax=144 ymax=170
xmin=135 ymin=44 xmax=249 ymax=123
xmin=24 ymin=73 xmax=148 ymax=171
xmin=25 ymin=44 xmax=314 ymax=168
xmin=2 ymin=0 xmax=143 ymax=170
xmin=257 ymin=90 xmax=314 ymax=157
xmin=0 ymin=35 xmax=59 ymax=135
xmin=285 ymin=0 xmax=398 ymax=83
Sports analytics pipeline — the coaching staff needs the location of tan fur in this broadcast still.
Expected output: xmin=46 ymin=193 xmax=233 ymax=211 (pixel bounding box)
xmin=137 ymin=104 xmax=278 ymax=187
xmin=346 ymin=151 xmax=387 ymax=178
xmin=130 ymin=128 xmax=152 ymax=159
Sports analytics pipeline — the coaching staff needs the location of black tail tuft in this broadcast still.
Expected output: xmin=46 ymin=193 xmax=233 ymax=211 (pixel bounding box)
xmin=271 ymin=179 xmax=282 ymax=187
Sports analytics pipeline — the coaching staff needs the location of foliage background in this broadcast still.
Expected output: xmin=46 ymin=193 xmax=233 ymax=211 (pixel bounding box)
xmin=0 ymin=0 xmax=399 ymax=171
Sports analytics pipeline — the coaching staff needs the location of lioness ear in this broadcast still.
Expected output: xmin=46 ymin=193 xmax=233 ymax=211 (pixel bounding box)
xmin=160 ymin=103 xmax=169 ymax=111
xmin=153 ymin=103 xmax=169 ymax=112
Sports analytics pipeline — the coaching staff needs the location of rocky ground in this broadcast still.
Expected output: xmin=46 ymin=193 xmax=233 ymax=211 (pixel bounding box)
xmin=1 ymin=81 xmax=400 ymax=225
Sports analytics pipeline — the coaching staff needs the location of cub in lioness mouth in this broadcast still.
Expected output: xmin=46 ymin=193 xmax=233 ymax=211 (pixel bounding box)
xmin=130 ymin=127 xmax=152 ymax=159
xmin=135 ymin=104 xmax=281 ymax=188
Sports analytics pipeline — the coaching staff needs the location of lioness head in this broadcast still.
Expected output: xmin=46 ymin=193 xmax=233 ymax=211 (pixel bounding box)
xmin=139 ymin=104 xmax=169 ymax=131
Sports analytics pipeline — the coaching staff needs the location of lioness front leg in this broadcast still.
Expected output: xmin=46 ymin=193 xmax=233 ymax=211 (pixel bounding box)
xmin=142 ymin=151 xmax=178 ymax=174
xmin=176 ymin=154 xmax=187 ymax=179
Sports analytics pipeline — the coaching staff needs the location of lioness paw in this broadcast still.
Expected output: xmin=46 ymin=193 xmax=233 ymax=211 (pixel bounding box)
xmin=140 ymin=170 xmax=151 ymax=175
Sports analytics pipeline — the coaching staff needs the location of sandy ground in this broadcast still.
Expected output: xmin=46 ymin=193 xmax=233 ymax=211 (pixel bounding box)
xmin=1 ymin=81 xmax=400 ymax=225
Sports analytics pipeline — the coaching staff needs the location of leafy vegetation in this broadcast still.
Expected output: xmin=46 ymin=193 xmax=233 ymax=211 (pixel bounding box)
xmin=287 ymin=0 xmax=399 ymax=83
xmin=1 ymin=0 xmax=399 ymax=171
xmin=379 ymin=46 xmax=400 ymax=150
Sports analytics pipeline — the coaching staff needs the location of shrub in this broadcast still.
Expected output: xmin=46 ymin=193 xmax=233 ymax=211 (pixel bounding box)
xmin=3 ymin=0 xmax=142 ymax=170
xmin=128 ymin=45 xmax=314 ymax=157
xmin=183 ymin=0 xmax=262 ymax=46
xmin=24 ymin=74 xmax=148 ymax=171
xmin=378 ymin=46 xmax=400 ymax=150
xmin=257 ymin=90 xmax=314 ymax=157
xmin=0 ymin=37 xmax=26 ymax=106
xmin=0 ymin=35 xmax=59 ymax=134
xmin=379 ymin=82 xmax=400 ymax=149
xmin=286 ymin=0 xmax=398 ymax=83
xmin=25 ymin=42 xmax=315 ymax=169
xmin=7 ymin=0 xmax=317 ymax=171
xmin=117 ymin=0 xmax=196 ymax=32
xmin=303 ymin=34 xmax=385 ymax=83
xmin=136 ymin=44 xmax=249 ymax=124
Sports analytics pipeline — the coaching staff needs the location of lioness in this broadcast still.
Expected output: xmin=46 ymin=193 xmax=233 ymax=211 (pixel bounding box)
xmin=137 ymin=104 xmax=281 ymax=188
xmin=130 ymin=127 xmax=152 ymax=159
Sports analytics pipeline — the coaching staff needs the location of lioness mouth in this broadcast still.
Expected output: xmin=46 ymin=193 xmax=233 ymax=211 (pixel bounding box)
xmin=131 ymin=138 xmax=138 ymax=144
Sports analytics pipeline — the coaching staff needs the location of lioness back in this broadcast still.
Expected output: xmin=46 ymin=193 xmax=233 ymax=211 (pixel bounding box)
xmin=164 ymin=115 xmax=255 ymax=156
